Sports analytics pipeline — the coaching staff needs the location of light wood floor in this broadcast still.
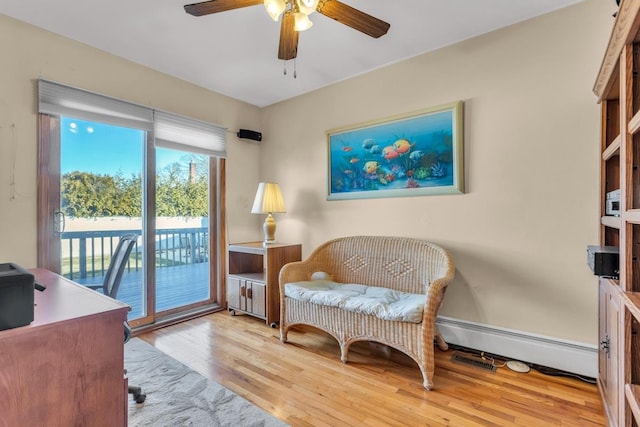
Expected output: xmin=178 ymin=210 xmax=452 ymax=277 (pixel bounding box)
xmin=137 ymin=311 xmax=606 ymax=426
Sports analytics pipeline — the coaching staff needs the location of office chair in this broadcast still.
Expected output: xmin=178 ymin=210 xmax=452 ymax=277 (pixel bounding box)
xmin=87 ymin=234 xmax=138 ymax=298
xmin=87 ymin=234 xmax=146 ymax=404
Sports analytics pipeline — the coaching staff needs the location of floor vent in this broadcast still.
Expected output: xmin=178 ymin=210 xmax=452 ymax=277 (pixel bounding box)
xmin=450 ymin=352 xmax=497 ymax=373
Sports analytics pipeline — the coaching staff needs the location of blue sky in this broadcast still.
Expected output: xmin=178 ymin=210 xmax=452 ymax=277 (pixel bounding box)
xmin=61 ymin=117 xmax=184 ymax=176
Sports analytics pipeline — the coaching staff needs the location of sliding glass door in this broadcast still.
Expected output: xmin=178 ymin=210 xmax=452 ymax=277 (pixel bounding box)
xmin=40 ymin=114 xmax=220 ymax=325
xmin=37 ymin=80 xmax=225 ymax=328
xmin=38 ymin=115 xmax=222 ymax=328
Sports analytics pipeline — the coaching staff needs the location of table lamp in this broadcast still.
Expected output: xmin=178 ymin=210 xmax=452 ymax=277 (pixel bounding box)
xmin=251 ymin=182 xmax=286 ymax=245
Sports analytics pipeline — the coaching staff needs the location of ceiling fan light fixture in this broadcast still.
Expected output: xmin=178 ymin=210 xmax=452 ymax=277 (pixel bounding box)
xmin=264 ymin=0 xmax=286 ymax=21
xmin=296 ymin=0 xmax=319 ymax=15
xmin=294 ymin=12 xmax=313 ymax=31
xmin=185 ymin=0 xmax=391 ymax=63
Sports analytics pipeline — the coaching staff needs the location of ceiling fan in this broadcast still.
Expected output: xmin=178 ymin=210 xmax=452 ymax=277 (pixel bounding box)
xmin=184 ymin=0 xmax=390 ymax=61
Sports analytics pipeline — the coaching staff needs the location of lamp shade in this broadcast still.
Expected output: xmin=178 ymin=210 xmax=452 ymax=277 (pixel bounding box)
xmin=251 ymin=182 xmax=286 ymax=214
xmin=296 ymin=0 xmax=319 ymax=15
xmin=264 ymin=0 xmax=286 ymax=21
xmin=294 ymin=12 xmax=313 ymax=31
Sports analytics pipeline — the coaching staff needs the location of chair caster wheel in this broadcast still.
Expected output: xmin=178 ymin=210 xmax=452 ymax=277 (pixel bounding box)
xmin=133 ymin=392 xmax=146 ymax=404
xmin=129 ymin=385 xmax=145 ymax=404
xmin=230 ymin=309 xmax=236 ymax=316
xmin=270 ymin=322 xmax=277 ymax=329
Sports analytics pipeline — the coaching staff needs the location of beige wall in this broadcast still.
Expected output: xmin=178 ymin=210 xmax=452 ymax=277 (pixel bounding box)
xmin=259 ymin=0 xmax=613 ymax=344
xmin=0 ymin=0 xmax=615 ymax=346
xmin=0 ymin=13 xmax=261 ymax=266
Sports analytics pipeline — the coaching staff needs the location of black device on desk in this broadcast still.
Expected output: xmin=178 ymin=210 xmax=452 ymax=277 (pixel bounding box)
xmin=0 ymin=263 xmax=35 ymax=331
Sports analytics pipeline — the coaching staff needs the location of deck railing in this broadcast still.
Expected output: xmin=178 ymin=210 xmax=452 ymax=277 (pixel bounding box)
xmin=61 ymin=227 xmax=209 ymax=281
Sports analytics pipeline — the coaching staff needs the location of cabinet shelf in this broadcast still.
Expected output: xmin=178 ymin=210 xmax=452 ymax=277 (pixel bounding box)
xmin=630 ymin=110 xmax=640 ymax=135
xmin=626 ymin=210 xmax=640 ymax=224
xmin=602 ymin=134 xmax=621 ymax=160
xmin=601 ymin=215 xmax=621 ymax=229
xmin=623 ymin=292 xmax=640 ymax=323
xmin=625 ymin=381 xmax=640 ymax=424
xmin=229 ymin=272 xmax=265 ymax=282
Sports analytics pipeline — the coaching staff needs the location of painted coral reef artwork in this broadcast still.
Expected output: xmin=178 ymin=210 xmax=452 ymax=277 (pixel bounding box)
xmin=327 ymin=101 xmax=464 ymax=200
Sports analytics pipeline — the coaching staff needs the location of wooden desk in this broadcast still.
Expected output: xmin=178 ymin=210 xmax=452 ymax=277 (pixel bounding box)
xmin=0 ymin=269 xmax=130 ymax=427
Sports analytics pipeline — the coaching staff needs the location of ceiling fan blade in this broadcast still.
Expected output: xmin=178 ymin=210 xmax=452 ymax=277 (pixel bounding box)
xmin=317 ymin=0 xmax=390 ymax=38
xmin=278 ymin=12 xmax=299 ymax=60
xmin=184 ymin=0 xmax=263 ymax=17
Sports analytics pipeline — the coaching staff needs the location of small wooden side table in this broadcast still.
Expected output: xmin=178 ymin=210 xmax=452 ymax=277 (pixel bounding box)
xmin=227 ymin=242 xmax=301 ymax=327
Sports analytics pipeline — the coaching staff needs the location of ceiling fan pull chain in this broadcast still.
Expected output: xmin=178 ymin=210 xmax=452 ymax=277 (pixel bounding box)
xmin=281 ymin=59 xmax=297 ymax=78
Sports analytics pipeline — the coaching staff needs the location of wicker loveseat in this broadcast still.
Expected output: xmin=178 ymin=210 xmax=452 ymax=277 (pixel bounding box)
xmin=279 ymin=235 xmax=455 ymax=390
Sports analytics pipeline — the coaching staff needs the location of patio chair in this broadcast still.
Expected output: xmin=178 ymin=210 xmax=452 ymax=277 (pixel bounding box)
xmin=87 ymin=234 xmax=146 ymax=404
xmin=180 ymin=236 xmax=191 ymax=256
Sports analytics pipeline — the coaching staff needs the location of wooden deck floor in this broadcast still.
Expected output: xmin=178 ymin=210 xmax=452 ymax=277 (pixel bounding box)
xmin=74 ymin=263 xmax=210 ymax=318
xmin=138 ymin=312 xmax=606 ymax=426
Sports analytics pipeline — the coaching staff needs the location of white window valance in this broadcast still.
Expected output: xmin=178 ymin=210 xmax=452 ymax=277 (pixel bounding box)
xmin=154 ymin=110 xmax=227 ymax=158
xmin=38 ymin=79 xmax=227 ymax=158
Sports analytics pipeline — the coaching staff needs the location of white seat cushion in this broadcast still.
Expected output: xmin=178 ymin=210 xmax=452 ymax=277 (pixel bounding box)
xmin=284 ymin=279 xmax=424 ymax=323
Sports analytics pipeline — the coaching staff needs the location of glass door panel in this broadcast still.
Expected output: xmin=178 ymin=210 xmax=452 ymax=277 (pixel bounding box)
xmin=155 ymin=147 xmax=211 ymax=312
xmin=59 ymin=117 xmax=147 ymax=320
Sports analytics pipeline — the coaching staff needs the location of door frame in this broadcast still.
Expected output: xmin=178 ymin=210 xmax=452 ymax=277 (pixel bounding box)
xmin=37 ymin=114 xmax=61 ymax=272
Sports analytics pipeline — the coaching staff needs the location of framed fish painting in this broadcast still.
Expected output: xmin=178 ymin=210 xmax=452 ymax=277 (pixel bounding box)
xmin=326 ymin=101 xmax=464 ymax=200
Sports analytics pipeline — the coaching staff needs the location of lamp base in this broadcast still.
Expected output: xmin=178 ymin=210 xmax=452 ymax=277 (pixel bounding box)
xmin=262 ymin=213 xmax=277 ymax=245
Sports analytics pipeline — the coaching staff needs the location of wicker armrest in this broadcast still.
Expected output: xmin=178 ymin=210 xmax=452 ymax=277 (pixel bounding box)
xmin=279 ymin=260 xmax=316 ymax=293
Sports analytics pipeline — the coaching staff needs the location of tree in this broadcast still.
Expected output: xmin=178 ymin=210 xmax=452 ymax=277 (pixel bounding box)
xmin=62 ymin=171 xmax=121 ymax=217
xmin=156 ymin=160 xmax=208 ymax=217
xmin=61 ymin=154 xmax=209 ymax=218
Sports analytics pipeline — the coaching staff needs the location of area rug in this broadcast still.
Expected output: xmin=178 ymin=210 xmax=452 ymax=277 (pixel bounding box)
xmin=124 ymin=338 xmax=288 ymax=427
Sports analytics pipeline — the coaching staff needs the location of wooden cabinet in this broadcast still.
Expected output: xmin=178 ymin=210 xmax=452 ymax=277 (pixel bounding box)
xmin=594 ymin=1 xmax=640 ymax=425
xmin=227 ymin=242 xmax=301 ymax=327
xmin=228 ymin=275 xmax=267 ymax=318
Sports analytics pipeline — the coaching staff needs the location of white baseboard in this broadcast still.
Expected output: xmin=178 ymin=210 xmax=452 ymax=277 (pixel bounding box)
xmin=436 ymin=316 xmax=598 ymax=379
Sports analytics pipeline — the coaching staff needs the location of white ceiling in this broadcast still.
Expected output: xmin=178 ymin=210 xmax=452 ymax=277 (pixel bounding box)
xmin=0 ymin=0 xmax=588 ymax=107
